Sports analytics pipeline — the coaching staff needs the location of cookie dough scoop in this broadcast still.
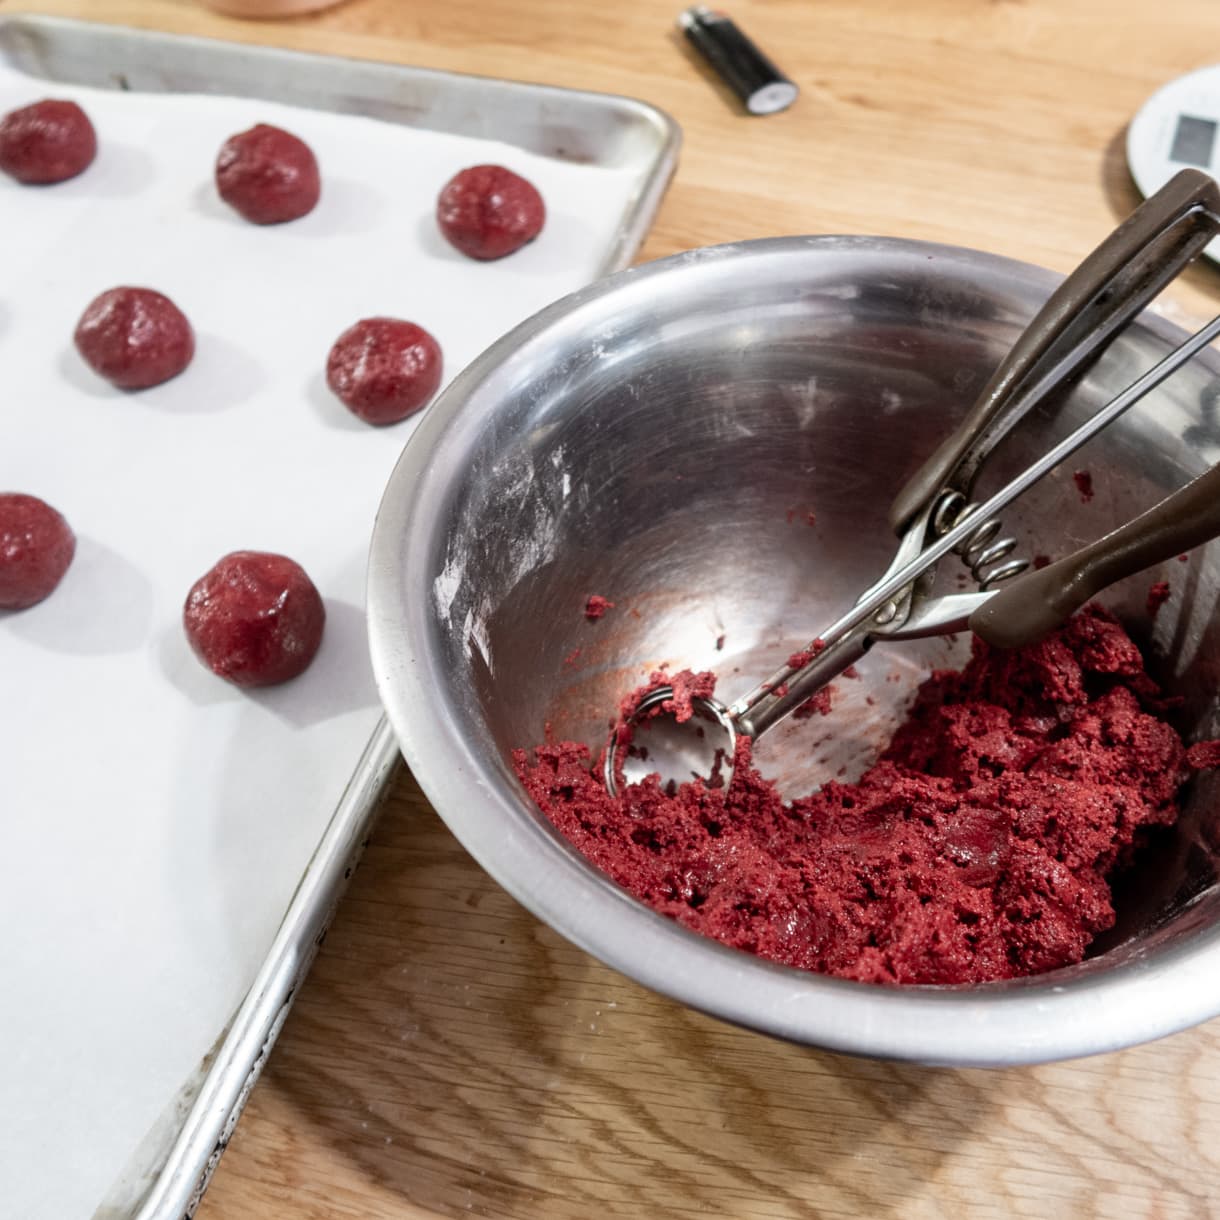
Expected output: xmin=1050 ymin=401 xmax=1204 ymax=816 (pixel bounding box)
xmin=605 ymin=169 xmax=1220 ymax=794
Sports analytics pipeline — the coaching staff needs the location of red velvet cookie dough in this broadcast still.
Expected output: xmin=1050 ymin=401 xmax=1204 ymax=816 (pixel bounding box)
xmin=1147 ymin=580 xmax=1171 ymax=619
xmin=0 ymin=99 xmax=96 ymax=184
xmin=516 ymin=607 xmax=1210 ymax=986
xmin=74 ymin=287 xmax=194 ymax=390
xmin=184 ymin=551 xmax=325 ymax=688
xmin=326 ymin=318 xmax=443 ymax=425
xmin=0 ymin=493 xmax=75 ymax=609
xmin=585 ymin=595 xmax=614 ymax=620
xmin=1187 ymin=741 xmax=1220 ymax=770
xmin=436 ymin=165 xmax=545 ymax=260
xmin=215 ymin=124 xmax=320 ymax=224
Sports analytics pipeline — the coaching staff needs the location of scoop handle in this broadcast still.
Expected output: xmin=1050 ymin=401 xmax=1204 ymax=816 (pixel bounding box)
xmin=969 ymin=462 xmax=1220 ymax=648
xmin=890 ymin=169 xmax=1220 ymax=534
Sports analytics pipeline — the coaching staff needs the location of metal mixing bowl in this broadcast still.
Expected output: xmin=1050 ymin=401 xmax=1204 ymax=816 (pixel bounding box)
xmin=368 ymin=237 xmax=1220 ymax=1065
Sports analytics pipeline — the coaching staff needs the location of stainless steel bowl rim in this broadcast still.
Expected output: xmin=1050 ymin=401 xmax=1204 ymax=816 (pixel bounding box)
xmin=368 ymin=235 xmax=1220 ymax=1066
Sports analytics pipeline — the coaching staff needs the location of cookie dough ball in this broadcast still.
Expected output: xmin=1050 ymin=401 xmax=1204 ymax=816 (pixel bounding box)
xmin=74 ymin=287 xmax=195 ymax=390
xmin=215 ymin=123 xmax=320 ymax=224
xmin=0 ymin=493 xmax=76 ymax=610
xmin=183 ymin=551 xmax=325 ymax=688
xmin=436 ymin=164 xmax=545 ymax=260
xmin=326 ymin=317 xmax=443 ymax=425
xmin=0 ymin=99 xmax=96 ymax=185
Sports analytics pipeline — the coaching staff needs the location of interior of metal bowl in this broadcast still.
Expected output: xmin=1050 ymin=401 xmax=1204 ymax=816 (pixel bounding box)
xmin=369 ymin=236 xmax=1220 ymax=1064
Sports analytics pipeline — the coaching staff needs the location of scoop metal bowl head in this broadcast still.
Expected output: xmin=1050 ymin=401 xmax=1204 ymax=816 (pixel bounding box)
xmin=604 ymin=685 xmax=738 ymax=794
xmin=368 ymin=236 xmax=1220 ymax=1066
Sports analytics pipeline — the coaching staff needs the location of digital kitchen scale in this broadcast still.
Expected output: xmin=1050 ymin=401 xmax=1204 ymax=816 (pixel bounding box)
xmin=1128 ymin=65 xmax=1220 ymax=263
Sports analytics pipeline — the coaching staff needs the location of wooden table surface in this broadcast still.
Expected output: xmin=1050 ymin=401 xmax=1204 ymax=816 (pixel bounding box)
xmin=13 ymin=0 xmax=1220 ymax=1215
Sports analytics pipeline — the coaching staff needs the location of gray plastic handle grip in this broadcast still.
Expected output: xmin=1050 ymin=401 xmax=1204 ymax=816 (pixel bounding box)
xmin=969 ymin=462 xmax=1220 ymax=649
xmin=890 ymin=169 xmax=1220 ymax=534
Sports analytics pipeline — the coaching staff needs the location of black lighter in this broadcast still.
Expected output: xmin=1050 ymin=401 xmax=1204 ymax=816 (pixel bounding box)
xmin=678 ymin=6 xmax=799 ymax=115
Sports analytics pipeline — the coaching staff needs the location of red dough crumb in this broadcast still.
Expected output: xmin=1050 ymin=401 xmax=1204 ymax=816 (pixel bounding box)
xmin=0 ymin=99 xmax=96 ymax=184
xmin=786 ymin=641 xmax=834 ymax=716
xmin=793 ymin=685 xmax=835 ymax=718
xmin=1033 ymin=555 xmax=1052 ymax=570
xmin=584 ymin=594 xmax=614 ymax=620
xmin=436 ymin=164 xmax=545 ymax=260
xmin=614 ymin=669 xmax=715 ymax=741
xmin=326 ymin=318 xmax=443 ymax=425
xmin=1147 ymin=580 xmax=1171 ymax=619
xmin=183 ymin=551 xmax=325 ymax=687
xmin=1186 ymin=741 xmax=1220 ymax=769
xmin=74 ymin=287 xmax=194 ymax=390
xmin=787 ymin=640 xmax=826 ymax=669
xmin=0 ymin=493 xmax=75 ymax=609
xmin=1073 ymin=470 xmax=1095 ymax=503
xmin=515 ymin=607 xmax=1194 ymax=986
xmin=215 ymin=124 xmax=320 ymax=224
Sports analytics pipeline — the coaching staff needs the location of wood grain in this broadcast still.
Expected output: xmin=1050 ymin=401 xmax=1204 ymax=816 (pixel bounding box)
xmin=8 ymin=0 xmax=1220 ymax=1215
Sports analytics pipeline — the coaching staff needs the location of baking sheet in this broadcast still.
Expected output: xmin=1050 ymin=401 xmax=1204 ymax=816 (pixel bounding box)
xmin=0 ymin=31 xmax=672 ymax=1220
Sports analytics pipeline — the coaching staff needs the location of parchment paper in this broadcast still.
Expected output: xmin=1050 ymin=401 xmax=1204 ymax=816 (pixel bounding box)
xmin=0 ymin=62 xmax=645 ymax=1220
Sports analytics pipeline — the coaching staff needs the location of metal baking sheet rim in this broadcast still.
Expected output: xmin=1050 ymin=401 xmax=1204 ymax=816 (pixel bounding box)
xmin=0 ymin=14 xmax=680 ymax=1219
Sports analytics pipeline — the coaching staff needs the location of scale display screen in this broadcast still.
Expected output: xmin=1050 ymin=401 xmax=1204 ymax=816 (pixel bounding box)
xmin=1169 ymin=114 xmax=1217 ymax=167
